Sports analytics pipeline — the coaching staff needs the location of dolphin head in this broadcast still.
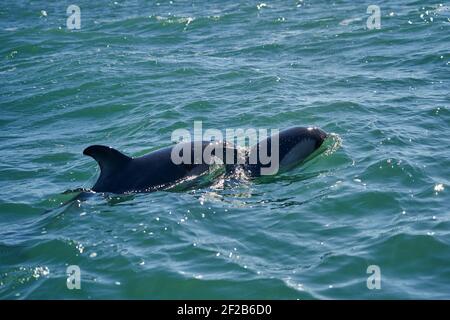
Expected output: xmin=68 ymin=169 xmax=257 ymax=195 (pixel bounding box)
xmin=277 ymin=126 xmax=327 ymax=149
xmin=305 ymin=126 xmax=328 ymax=149
xmin=276 ymin=126 xmax=327 ymax=168
xmin=245 ymin=126 xmax=328 ymax=176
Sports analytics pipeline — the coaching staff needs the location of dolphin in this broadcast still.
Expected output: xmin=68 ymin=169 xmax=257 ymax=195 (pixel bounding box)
xmin=83 ymin=126 xmax=327 ymax=194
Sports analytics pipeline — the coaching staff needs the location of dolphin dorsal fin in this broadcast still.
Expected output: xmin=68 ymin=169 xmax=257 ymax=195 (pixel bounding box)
xmin=83 ymin=145 xmax=132 ymax=177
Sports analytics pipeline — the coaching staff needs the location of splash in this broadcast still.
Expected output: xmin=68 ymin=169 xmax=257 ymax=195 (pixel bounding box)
xmin=322 ymin=133 xmax=342 ymax=157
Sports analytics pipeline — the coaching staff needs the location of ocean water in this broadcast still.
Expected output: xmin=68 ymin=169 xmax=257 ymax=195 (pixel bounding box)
xmin=0 ymin=0 xmax=449 ymax=299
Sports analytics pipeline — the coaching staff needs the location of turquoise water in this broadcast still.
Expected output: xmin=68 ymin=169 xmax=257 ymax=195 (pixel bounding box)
xmin=1 ymin=0 xmax=449 ymax=299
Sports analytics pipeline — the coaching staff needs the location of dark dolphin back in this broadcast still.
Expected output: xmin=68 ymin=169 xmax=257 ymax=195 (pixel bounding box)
xmin=83 ymin=142 xmax=238 ymax=194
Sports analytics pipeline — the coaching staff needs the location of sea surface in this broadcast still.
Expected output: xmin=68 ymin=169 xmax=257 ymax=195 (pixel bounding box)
xmin=0 ymin=0 xmax=449 ymax=299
